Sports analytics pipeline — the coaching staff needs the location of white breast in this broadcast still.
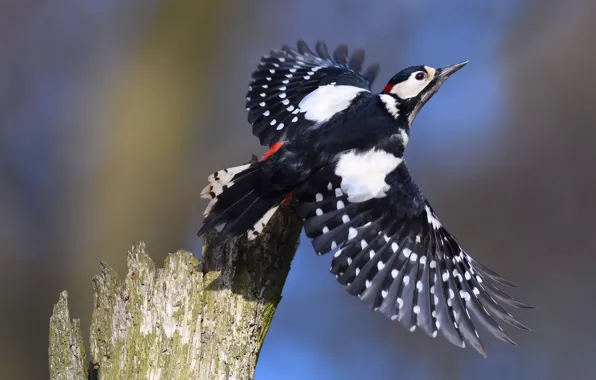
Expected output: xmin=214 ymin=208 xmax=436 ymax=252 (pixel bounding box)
xmin=335 ymin=149 xmax=403 ymax=202
xmin=299 ymin=84 xmax=367 ymax=123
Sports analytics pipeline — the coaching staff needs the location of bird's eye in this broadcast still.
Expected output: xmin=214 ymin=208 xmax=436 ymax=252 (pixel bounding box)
xmin=415 ymin=72 xmax=426 ymax=81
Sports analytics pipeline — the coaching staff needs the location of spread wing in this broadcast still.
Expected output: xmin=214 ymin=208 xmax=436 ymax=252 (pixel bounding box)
xmin=246 ymin=40 xmax=380 ymax=146
xmin=294 ymin=162 xmax=532 ymax=357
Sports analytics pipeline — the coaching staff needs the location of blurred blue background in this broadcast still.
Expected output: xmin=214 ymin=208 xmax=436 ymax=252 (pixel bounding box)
xmin=2 ymin=0 xmax=596 ymax=379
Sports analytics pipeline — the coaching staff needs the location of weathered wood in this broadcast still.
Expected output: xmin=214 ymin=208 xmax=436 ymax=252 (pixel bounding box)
xmin=49 ymin=292 xmax=87 ymax=380
xmin=48 ymin=208 xmax=302 ymax=380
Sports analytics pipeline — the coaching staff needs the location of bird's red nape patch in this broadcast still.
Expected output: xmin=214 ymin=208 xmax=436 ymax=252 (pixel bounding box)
xmin=260 ymin=141 xmax=285 ymax=161
xmin=382 ymin=84 xmax=393 ymax=93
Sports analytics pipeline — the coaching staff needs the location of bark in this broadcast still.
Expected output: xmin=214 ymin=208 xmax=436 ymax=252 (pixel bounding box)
xmin=48 ymin=208 xmax=302 ymax=380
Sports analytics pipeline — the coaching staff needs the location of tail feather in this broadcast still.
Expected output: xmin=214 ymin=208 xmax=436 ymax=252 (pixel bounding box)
xmin=247 ymin=206 xmax=280 ymax=240
xmin=198 ymin=161 xmax=286 ymax=245
xmin=210 ymin=196 xmax=278 ymax=247
xmin=207 ymin=164 xmax=252 ymax=186
xmin=201 ymin=164 xmax=257 ymax=202
xmin=199 ymin=189 xmax=258 ymax=235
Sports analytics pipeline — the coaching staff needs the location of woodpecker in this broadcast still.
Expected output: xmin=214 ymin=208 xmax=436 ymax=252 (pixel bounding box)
xmin=198 ymin=40 xmax=531 ymax=357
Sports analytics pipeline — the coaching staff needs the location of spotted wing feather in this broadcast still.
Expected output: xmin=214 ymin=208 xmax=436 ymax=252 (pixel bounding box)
xmin=246 ymin=40 xmax=380 ymax=146
xmin=295 ymin=163 xmax=531 ymax=357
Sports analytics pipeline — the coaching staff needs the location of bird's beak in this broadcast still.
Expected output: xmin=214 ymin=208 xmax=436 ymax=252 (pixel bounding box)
xmin=435 ymin=61 xmax=468 ymax=81
xmin=408 ymin=61 xmax=468 ymax=125
xmin=422 ymin=60 xmax=468 ymax=100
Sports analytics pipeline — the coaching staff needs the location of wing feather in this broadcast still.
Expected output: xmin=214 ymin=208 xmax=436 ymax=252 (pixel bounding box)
xmin=246 ymin=40 xmax=381 ymax=146
xmin=295 ymin=162 xmax=531 ymax=356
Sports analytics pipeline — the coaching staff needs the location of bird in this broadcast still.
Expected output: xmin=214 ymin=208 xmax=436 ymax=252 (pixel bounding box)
xmin=197 ymin=40 xmax=531 ymax=357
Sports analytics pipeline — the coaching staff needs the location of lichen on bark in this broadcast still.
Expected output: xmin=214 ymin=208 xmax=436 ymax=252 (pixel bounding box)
xmin=49 ymin=291 xmax=86 ymax=380
xmin=48 ymin=207 xmax=302 ymax=380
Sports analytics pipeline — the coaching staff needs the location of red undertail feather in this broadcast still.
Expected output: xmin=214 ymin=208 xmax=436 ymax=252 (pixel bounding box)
xmin=260 ymin=141 xmax=285 ymax=161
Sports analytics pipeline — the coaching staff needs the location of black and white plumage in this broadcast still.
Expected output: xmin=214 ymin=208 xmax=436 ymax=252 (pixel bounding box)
xmin=294 ymin=164 xmax=530 ymax=356
xmin=198 ymin=40 xmax=531 ymax=356
xmin=246 ymin=40 xmax=380 ymax=146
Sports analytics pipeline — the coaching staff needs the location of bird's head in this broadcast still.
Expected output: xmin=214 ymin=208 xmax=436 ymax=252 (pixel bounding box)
xmin=382 ymin=61 xmax=468 ymax=124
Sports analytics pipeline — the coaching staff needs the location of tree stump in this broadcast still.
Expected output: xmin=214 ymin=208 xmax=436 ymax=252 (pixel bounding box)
xmin=48 ymin=209 xmax=302 ymax=380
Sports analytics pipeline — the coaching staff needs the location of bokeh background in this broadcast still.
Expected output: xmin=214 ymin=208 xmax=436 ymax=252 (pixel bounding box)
xmin=2 ymin=0 xmax=595 ymax=379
